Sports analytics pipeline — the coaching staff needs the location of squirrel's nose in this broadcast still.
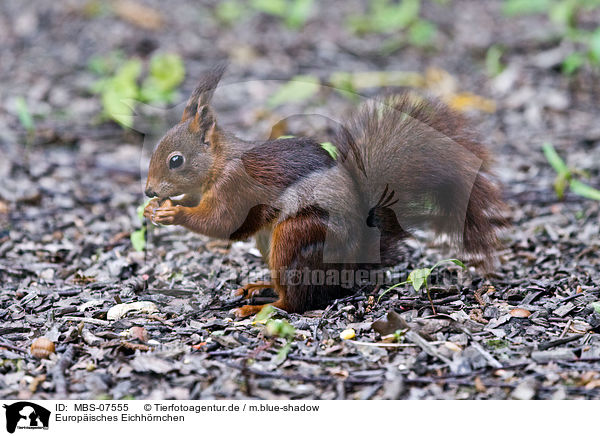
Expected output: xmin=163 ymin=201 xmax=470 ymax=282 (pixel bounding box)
xmin=145 ymin=188 xmax=157 ymax=198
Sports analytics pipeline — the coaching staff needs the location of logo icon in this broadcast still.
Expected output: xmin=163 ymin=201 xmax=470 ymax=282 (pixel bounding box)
xmin=3 ymin=402 xmax=50 ymax=434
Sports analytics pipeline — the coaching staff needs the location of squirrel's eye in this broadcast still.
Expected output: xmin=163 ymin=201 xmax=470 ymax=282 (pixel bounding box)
xmin=169 ymin=154 xmax=184 ymax=169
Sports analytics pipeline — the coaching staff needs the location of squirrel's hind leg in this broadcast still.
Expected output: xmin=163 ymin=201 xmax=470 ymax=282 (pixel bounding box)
xmin=233 ymin=208 xmax=353 ymax=317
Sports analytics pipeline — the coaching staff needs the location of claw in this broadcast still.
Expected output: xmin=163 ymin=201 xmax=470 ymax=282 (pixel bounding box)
xmin=234 ymin=282 xmax=273 ymax=299
xmin=233 ymin=304 xmax=267 ymax=318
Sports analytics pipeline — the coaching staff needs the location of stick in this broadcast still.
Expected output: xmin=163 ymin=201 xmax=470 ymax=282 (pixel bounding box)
xmin=538 ymin=333 xmax=584 ymax=351
xmin=405 ymin=331 xmax=452 ymax=365
xmin=60 ymin=316 xmax=110 ymax=326
xmin=51 ymin=345 xmax=76 ymax=396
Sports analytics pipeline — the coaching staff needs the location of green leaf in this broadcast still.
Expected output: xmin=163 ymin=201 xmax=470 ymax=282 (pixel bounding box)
xmin=250 ymin=0 xmax=286 ymax=16
xmin=130 ymin=228 xmax=146 ymax=251
xmin=486 ymin=45 xmax=505 ymax=77
xmin=100 ymin=59 xmax=142 ymax=127
xmin=149 ymin=53 xmax=185 ymax=92
xmin=320 ymin=141 xmax=338 ymax=160
xmin=255 ymin=305 xmax=276 ymax=322
xmin=137 ymin=199 xmax=151 ymax=221
xmin=431 ymin=258 xmax=466 ymax=271
xmin=101 ymin=88 xmax=136 ymax=127
xmin=382 ymin=0 xmax=420 ymax=30
xmin=408 ymin=268 xmax=431 ymax=291
xmin=215 ymin=0 xmax=243 ymax=24
xmin=408 ymin=19 xmax=436 ymax=46
xmin=549 ymin=0 xmax=577 ymax=26
xmin=562 ymin=52 xmax=585 ymax=75
xmin=329 ymin=70 xmax=423 ymax=90
xmin=15 ymin=97 xmax=35 ymax=132
xmin=87 ymin=51 xmax=124 ymax=76
xmin=328 ymin=71 xmax=360 ymax=101
xmin=570 ymin=179 xmax=600 ymax=201
xmin=266 ymin=318 xmax=296 ymax=340
xmin=502 ymin=0 xmax=551 ymax=16
xmin=591 ymin=302 xmax=600 ymax=314
xmin=588 ymin=27 xmax=600 ymax=64
xmin=117 ymin=58 xmax=143 ymax=82
xmin=446 ymin=259 xmax=466 ymax=269
xmin=554 ymin=172 xmax=569 ymax=199
xmin=140 ymin=53 xmax=185 ymax=104
xmin=486 ymin=338 xmax=509 ymax=349
xmin=348 ymin=0 xmax=421 ymax=34
xmin=285 ymin=0 xmax=314 ymax=29
xmin=267 ymin=75 xmax=320 ymax=108
xmin=542 ymin=142 xmax=570 ymax=175
xmin=274 ymin=342 xmax=292 ymax=364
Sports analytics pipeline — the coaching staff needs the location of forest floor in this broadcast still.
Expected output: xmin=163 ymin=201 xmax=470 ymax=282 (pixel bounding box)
xmin=0 ymin=0 xmax=599 ymax=399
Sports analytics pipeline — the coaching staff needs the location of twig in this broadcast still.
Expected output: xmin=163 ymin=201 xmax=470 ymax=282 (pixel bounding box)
xmin=559 ymin=319 xmax=572 ymax=339
xmin=347 ymin=340 xmax=419 ymax=348
xmin=0 ymin=340 xmax=28 ymax=354
xmin=51 ymin=345 xmax=75 ymax=396
xmin=405 ymin=331 xmax=452 ymax=365
xmin=287 ymin=353 xmax=364 ymax=363
xmin=470 ymin=341 xmax=503 ymax=368
xmin=538 ymin=333 xmax=584 ymax=351
xmin=424 ymin=285 xmax=437 ymax=315
xmin=60 ymin=316 xmax=110 ymax=326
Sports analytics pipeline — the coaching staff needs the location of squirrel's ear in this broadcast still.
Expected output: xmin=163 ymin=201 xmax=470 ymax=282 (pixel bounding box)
xmin=189 ymin=104 xmax=217 ymax=143
xmin=181 ymin=64 xmax=227 ymax=122
xmin=189 ymin=105 xmax=211 ymax=131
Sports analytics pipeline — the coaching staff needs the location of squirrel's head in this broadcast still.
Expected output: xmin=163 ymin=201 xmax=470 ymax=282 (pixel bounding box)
xmin=145 ymin=65 xmax=226 ymax=201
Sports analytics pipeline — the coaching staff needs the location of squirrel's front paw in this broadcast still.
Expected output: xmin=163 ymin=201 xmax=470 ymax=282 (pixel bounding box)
xmin=152 ymin=199 xmax=184 ymax=225
xmin=143 ymin=198 xmax=160 ymax=221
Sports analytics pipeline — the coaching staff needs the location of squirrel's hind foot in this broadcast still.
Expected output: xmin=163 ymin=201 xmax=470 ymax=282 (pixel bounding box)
xmin=233 ymin=298 xmax=290 ymax=318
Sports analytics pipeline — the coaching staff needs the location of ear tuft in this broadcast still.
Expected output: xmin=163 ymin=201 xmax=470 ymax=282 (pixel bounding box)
xmin=181 ymin=63 xmax=227 ymax=122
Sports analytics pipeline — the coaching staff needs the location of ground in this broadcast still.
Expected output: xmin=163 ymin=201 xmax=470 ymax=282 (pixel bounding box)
xmin=0 ymin=0 xmax=599 ymax=399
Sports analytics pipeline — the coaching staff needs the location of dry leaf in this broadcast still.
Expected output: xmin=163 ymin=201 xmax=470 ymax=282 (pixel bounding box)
xmin=448 ymin=93 xmax=496 ymax=113
xmin=107 ymin=301 xmax=158 ymax=320
xmin=112 ymin=0 xmax=164 ymax=30
xmin=129 ymin=326 xmax=148 ymax=342
xmin=372 ymin=310 xmax=409 ymax=335
xmin=510 ymin=308 xmax=531 ymax=318
xmin=474 ymin=376 xmax=487 ymax=393
xmin=444 ymin=341 xmax=462 ymax=352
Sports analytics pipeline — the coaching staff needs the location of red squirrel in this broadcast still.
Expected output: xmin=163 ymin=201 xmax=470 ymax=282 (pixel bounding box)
xmin=144 ymin=66 xmax=506 ymax=317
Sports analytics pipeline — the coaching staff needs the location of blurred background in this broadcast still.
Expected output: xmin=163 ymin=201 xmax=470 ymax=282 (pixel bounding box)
xmin=1 ymin=0 xmax=600 ymax=401
xmin=1 ymin=0 xmax=600 ymax=193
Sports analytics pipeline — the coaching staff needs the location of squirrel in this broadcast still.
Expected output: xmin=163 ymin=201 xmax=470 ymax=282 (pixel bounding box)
xmin=144 ymin=65 xmax=506 ymax=317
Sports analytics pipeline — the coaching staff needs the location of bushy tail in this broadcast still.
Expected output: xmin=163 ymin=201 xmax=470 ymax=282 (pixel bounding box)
xmin=333 ymin=92 xmax=507 ymax=265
